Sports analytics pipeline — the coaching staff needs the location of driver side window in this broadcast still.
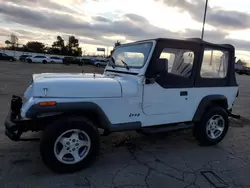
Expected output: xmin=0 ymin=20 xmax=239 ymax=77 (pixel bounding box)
xmin=159 ymin=48 xmax=194 ymax=77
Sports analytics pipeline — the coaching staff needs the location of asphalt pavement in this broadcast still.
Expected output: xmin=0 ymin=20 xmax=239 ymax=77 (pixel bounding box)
xmin=0 ymin=61 xmax=250 ymax=188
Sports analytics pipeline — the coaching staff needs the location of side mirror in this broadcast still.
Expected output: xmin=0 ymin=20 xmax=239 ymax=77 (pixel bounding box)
xmin=155 ymin=58 xmax=168 ymax=75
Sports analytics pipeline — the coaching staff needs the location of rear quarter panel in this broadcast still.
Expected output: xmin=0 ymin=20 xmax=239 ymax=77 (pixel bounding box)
xmin=186 ymin=86 xmax=238 ymax=121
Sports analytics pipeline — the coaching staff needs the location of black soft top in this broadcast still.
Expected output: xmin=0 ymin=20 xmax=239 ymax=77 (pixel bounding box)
xmin=131 ymin=38 xmax=235 ymax=51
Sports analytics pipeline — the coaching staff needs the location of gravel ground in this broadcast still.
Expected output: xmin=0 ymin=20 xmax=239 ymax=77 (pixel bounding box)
xmin=0 ymin=60 xmax=250 ymax=188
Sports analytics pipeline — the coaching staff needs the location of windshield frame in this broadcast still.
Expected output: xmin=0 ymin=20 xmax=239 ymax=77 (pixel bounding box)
xmin=110 ymin=41 xmax=154 ymax=69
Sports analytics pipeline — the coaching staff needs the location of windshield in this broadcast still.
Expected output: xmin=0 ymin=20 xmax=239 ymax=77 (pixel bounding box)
xmin=111 ymin=42 xmax=153 ymax=68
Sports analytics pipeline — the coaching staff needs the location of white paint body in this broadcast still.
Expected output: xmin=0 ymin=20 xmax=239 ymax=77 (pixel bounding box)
xmin=49 ymin=57 xmax=63 ymax=64
xmin=27 ymin=56 xmax=50 ymax=63
xmin=93 ymin=60 xmax=108 ymax=66
xmin=21 ymin=40 xmax=239 ymax=128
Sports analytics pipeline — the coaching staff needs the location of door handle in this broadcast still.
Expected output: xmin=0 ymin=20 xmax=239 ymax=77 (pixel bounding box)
xmin=180 ymin=91 xmax=188 ymax=96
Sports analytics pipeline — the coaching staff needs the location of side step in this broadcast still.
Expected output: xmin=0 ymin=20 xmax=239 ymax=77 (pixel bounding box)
xmin=137 ymin=123 xmax=193 ymax=135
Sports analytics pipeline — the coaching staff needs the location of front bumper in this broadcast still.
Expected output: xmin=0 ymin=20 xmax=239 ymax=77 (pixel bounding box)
xmin=4 ymin=111 xmax=35 ymax=141
xmin=4 ymin=95 xmax=35 ymax=141
xmin=4 ymin=96 xmax=54 ymax=141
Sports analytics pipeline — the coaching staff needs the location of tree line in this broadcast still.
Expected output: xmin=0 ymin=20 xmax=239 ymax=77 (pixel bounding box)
xmin=4 ymin=34 xmax=82 ymax=56
xmin=4 ymin=34 xmax=122 ymax=57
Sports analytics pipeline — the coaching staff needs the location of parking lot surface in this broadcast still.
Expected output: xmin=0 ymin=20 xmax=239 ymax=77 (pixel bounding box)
xmin=1 ymin=61 xmax=250 ymax=188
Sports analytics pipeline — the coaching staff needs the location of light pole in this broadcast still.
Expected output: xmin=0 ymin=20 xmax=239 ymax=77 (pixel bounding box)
xmin=201 ymin=0 xmax=208 ymax=40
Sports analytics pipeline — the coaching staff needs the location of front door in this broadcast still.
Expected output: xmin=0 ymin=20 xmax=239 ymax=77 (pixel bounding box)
xmin=142 ymin=45 xmax=198 ymax=125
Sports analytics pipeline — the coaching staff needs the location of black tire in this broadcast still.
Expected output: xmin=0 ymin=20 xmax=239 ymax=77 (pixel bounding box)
xmin=9 ymin=57 xmax=14 ymax=62
xmin=27 ymin=59 xmax=32 ymax=63
xmin=96 ymin=63 xmax=100 ymax=67
xmin=40 ymin=116 xmax=100 ymax=173
xmin=78 ymin=62 xmax=83 ymax=66
xmin=42 ymin=60 xmax=47 ymax=64
xmin=193 ymin=107 xmax=229 ymax=146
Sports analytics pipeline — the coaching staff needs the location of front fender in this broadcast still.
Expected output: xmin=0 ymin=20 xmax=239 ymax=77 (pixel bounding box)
xmin=24 ymin=101 xmax=111 ymax=129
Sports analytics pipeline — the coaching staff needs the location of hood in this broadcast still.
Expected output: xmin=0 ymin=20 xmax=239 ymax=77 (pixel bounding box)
xmin=24 ymin=73 xmax=122 ymax=98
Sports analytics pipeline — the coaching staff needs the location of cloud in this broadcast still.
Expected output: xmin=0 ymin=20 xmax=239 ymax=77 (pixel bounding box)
xmin=0 ymin=3 xmax=175 ymax=43
xmin=0 ymin=0 xmax=249 ymax=52
xmin=124 ymin=13 xmax=149 ymax=23
xmin=157 ymin=0 xmax=250 ymax=30
xmin=6 ymin=0 xmax=85 ymax=14
xmin=224 ymin=38 xmax=250 ymax=51
xmin=0 ymin=2 xmax=89 ymax=30
xmin=207 ymin=10 xmax=250 ymax=30
xmin=93 ymin=16 xmax=111 ymax=23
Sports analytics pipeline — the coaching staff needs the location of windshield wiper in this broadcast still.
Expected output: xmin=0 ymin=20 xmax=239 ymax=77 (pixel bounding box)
xmin=108 ymin=57 xmax=116 ymax=68
xmin=120 ymin=60 xmax=130 ymax=70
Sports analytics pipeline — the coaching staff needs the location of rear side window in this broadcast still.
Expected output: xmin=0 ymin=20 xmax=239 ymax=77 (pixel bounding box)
xmin=200 ymin=49 xmax=228 ymax=78
xmin=159 ymin=48 xmax=194 ymax=77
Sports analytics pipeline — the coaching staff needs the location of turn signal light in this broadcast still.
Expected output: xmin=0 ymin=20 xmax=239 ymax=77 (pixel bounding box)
xmin=39 ymin=101 xmax=57 ymax=106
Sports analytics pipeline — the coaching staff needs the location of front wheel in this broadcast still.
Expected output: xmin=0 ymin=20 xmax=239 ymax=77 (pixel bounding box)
xmin=40 ymin=117 xmax=100 ymax=173
xmin=27 ymin=59 xmax=32 ymax=63
xmin=193 ymin=107 xmax=229 ymax=146
xmin=42 ymin=60 xmax=47 ymax=64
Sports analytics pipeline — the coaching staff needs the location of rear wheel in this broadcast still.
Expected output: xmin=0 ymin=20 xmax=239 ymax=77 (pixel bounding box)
xmin=42 ymin=60 xmax=47 ymax=64
xmin=96 ymin=63 xmax=100 ymax=67
xmin=9 ymin=57 xmax=14 ymax=62
xmin=193 ymin=107 xmax=229 ymax=146
xmin=40 ymin=117 xmax=100 ymax=173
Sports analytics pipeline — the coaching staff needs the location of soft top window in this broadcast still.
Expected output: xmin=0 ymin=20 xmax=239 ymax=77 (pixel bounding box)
xmin=200 ymin=48 xmax=229 ymax=78
xmin=159 ymin=48 xmax=194 ymax=77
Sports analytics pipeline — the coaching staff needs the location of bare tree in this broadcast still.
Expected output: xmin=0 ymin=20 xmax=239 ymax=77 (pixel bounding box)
xmin=10 ymin=34 xmax=18 ymax=49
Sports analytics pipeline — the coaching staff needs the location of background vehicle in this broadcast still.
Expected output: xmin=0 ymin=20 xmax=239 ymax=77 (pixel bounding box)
xmin=19 ymin=55 xmax=32 ymax=62
xmin=81 ymin=57 xmax=94 ymax=65
xmin=49 ymin=56 xmax=63 ymax=64
xmin=235 ymin=63 xmax=250 ymax=75
xmin=0 ymin=52 xmax=15 ymax=61
xmin=26 ymin=55 xmax=50 ymax=64
xmin=4 ymin=38 xmax=240 ymax=173
xmin=93 ymin=59 xmax=108 ymax=67
xmin=63 ymin=56 xmax=83 ymax=66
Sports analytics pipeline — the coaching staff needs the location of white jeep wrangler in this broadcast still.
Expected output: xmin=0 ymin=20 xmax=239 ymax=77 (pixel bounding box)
xmin=5 ymin=38 xmax=240 ymax=173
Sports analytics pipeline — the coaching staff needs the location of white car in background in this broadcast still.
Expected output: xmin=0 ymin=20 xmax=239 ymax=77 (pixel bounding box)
xmin=93 ymin=59 xmax=109 ymax=67
xmin=49 ymin=56 xmax=63 ymax=64
xmin=26 ymin=55 xmax=50 ymax=64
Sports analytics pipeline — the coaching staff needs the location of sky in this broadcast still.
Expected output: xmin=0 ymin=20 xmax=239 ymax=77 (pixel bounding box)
xmin=0 ymin=0 xmax=249 ymax=60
